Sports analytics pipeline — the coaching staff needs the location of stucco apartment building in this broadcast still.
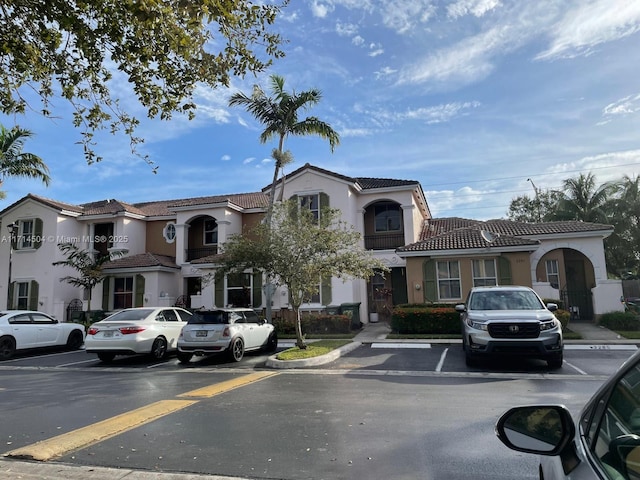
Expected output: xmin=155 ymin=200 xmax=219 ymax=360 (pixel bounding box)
xmin=0 ymin=163 xmax=624 ymax=324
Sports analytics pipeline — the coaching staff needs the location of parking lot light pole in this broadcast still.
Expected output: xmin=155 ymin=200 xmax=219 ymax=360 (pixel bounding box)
xmin=6 ymin=223 xmax=18 ymax=309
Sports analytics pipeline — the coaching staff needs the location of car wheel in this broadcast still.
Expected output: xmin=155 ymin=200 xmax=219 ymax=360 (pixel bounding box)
xmin=465 ymin=351 xmax=476 ymax=367
xmin=66 ymin=330 xmax=84 ymax=350
xmin=265 ymin=331 xmax=278 ymax=353
xmin=97 ymin=352 xmax=115 ymax=363
xmin=177 ymin=351 xmax=193 ymax=364
xmin=151 ymin=337 xmax=168 ymax=360
xmin=547 ymin=354 xmax=563 ymax=369
xmin=0 ymin=336 xmax=16 ymax=360
xmin=229 ymin=337 xmax=245 ymax=362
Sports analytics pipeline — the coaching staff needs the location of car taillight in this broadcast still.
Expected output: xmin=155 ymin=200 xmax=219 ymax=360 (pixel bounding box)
xmin=223 ymin=327 xmax=230 ymax=337
xmin=119 ymin=326 xmax=146 ymax=335
xmin=87 ymin=327 xmax=99 ymax=335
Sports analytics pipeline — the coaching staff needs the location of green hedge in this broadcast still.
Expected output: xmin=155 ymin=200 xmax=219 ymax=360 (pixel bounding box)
xmin=599 ymin=311 xmax=640 ymax=331
xmin=390 ymin=306 xmax=460 ymax=334
xmin=273 ymin=314 xmax=352 ymax=335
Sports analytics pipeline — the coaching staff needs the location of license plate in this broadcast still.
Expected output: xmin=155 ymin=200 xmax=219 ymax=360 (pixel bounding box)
xmin=103 ymin=331 xmax=114 ymax=337
xmin=195 ymin=331 xmax=208 ymax=337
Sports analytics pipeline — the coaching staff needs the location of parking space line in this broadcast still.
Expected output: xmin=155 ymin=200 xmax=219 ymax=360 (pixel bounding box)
xmin=371 ymin=343 xmax=432 ymax=349
xmin=4 ymin=399 xmax=197 ymax=461
xmin=435 ymin=348 xmax=449 ymax=372
xmin=564 ymin=361 xmax=588 ymax=375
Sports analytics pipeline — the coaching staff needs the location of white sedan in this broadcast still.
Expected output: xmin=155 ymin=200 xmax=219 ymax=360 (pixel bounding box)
xmin=177 ymin=308 xmax=278 ymax=363
xmin=85 ymin=307 xmax=192 ymax=362
xmin=0 ymin=310 xmax=86 ymax=360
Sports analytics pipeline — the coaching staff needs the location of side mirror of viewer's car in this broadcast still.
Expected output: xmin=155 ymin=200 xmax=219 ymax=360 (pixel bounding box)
xmin=495 ymin=405 xmax=575 ymax=456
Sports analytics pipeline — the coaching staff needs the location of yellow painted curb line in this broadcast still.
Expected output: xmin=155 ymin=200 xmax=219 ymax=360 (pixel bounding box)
xmin=5 ymin=399 xmax=197 ymax=461
xmin=178 ymin=371 xmax=279 ymax=398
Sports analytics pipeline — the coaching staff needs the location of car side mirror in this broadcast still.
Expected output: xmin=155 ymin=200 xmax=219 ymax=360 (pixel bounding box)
xmin=455 ymin=304 xmax=466 ymax=312
xmin=546 ymin=303 xmax=558 ymax=312
xmin=496 ymin=405 xmax=575 ymax=456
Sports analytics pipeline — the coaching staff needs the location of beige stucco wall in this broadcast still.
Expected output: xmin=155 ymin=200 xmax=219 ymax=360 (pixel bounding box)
xmin=405 ymin=252 xmax=534 ymax=304
xmin=145 ymin=220 xmax=176 ymax=257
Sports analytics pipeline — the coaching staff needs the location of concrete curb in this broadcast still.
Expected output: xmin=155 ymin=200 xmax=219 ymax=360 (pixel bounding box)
xmin=265 ymin=341 xmax=363 ymax=369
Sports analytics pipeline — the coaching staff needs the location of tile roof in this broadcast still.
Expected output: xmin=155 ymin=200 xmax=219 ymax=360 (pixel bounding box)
xmin=398 ymin=227 xmax=539 ymax=252
xmin=80 ymin=199 xmax=148 ymax=216
xmin=264 ymin=163 xmax=420 ymax=192
xmin=163 ymin=192 xmax=269 ymax=210
xmin=400 ymin=217 xmax=615 ymax=253
xmin=103 ymin=253 xmax=179 ymax=270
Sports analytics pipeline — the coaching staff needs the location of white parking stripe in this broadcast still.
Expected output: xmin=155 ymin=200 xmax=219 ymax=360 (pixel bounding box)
xmin=565 ymin=344 xmax=638 ymax=351
xmin=371 ymin=343 xmax=432 ymax=349
xmin=435 ymin=348 xmax=448 ymax=372
xmin=564 ymin=361 xmax=588 ymax=375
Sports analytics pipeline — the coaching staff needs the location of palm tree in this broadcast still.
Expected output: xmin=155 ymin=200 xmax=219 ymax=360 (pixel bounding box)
xmin=229 ymin=74 xmax=340 ymax=226
xmin=0 ymin=125 xmax=51 ymax=198
xmin=607 ymin=175 xmax=640 ymax=276
xmin=555 ymin=173 xmax=616 ymax=223
xmin=52 ymin=242 xmax=123 ymax=312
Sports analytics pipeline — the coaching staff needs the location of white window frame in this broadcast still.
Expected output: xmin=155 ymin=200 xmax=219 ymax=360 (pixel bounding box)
xmin=472 ymin=259 xmax=497 ymax=287
xmin=436 ymin=260 xmax=461 ymax=300
xmin=113 ymin=276 xmax=134 ymax=310
xmin=19 ymin=219 xmax=34 ymax=249
xmin=299 ymin=193 xmax=320 ymax=222
xmin=203 ymin=219 xmax=218 ymax=245
xmin=374 ymin=203 xmax=402 ymax=233
xmin=546 ymin=260 xmax=560 ymax=289
xmin=163 ymin=222 xmax=176 ymax=243
xmin=15 ymin=281 xmax=30 ymax=309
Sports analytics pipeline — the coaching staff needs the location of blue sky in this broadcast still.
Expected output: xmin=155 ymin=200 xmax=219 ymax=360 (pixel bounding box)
xmin=2 ymin=0 xmax=640 ymax=220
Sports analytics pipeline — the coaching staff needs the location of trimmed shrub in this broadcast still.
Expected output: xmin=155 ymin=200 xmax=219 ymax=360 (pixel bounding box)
xmin=555 ymin=309 xmax=570 ymax=329
xmin=273 ymin=314 xmax=352 ymax=335
xmin=599 ymin=311 xmax=640 ymax=331
xmin=391 ymin=306 xmax=459 ymax=334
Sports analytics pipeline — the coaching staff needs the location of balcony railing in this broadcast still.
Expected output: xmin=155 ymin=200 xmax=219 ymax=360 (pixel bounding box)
xmin=364 ymin=233 xmax=405 ymax=250
xmin=186 ymin=246 xmax=218 ymax=262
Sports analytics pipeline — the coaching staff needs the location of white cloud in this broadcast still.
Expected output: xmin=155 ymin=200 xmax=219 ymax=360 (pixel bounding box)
xmin=374 ymin=66 xmax=397 ymax=79
xmin=221 ymin=154 xmax=231 ymax=161
xmin=447 ymin=0 xmax=501 ymax=19
xmin=537 ymin=0 xmax=640 ymax=60
xmin=336 ymin=21 xmax=358 ymax=36
xmin=402 ymin=101 xmax=482 ymax=124
xmin=310 ymin=1 xmax=334 ymax=18
xmin=380 ymin=0 xmax=437 ymax=34
xmin=243 ymin=157 xmax=256 ymax=164
xmin=368 ymin=48 xmax=384 ymax=57
xmin=352 ymin=35 xmax=365 ymax=46
xmin=602 ymin=93 xmax=640 ymax=118
xmin=398 ymin=25 xmax=517 ymax=86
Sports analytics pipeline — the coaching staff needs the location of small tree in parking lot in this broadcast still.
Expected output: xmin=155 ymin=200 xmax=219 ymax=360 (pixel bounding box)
xmin=215 ymin=201 xmax=387 ymax=349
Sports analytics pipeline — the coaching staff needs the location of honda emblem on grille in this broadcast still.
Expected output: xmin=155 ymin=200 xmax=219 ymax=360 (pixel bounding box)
xmin=509 ymin=325 xmax=520 ymax=333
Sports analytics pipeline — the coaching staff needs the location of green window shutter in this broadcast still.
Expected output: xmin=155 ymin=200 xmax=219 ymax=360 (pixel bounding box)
xmin=7 ymin=282 xmax=15 ymax=309
xmin=102 ymin=277 xmax=111 ymax=310
xmin=29 ymin=280 xmax=39 ymax=310
xmin=498 ymin=257 xmax=512 ymax=285
xmin=33 ymin=218 xmax=43 ymax=249
xmin=134 ymin=274 xmax=145 ymax=307
xmin=423 ymin=260 xmax=437 ymax=302
xmin=252 ymin=271 xmax=262 ymax=308
xmin=321 ymin=276 xmax=332 ymax=306
xmin=215 ymin=275 xmax=224 ymax=307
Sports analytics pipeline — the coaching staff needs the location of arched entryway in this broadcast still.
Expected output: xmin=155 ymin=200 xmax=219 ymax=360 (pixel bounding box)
xmin=536 ymin=248 xmax=595 ymax=320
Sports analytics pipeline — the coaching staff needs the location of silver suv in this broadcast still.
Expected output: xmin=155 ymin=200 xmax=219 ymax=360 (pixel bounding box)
xmin=456 ymin=285 xmax=563 ymax=368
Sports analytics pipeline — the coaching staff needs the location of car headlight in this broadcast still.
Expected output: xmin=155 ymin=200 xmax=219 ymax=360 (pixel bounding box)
xmin=466 ymin=317 xmax=488 ymax=330
xmin=540 ymin=319 xmax=559 ymax=331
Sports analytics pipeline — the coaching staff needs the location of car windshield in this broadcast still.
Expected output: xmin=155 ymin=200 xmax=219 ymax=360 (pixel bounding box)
xmin=104 ymin=309 xmax=154 ymax=321
xmin=469 ymin=290 xmax=545 ymax=311
xmin=188 ymin=311 xmax=229 ymax=325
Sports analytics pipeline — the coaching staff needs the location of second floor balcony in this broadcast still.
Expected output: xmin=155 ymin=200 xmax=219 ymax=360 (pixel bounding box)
xmin=186 ymin=246 xmax=218 ymax=262
xmin=364 ymin=233 xmax=405 ymax=250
